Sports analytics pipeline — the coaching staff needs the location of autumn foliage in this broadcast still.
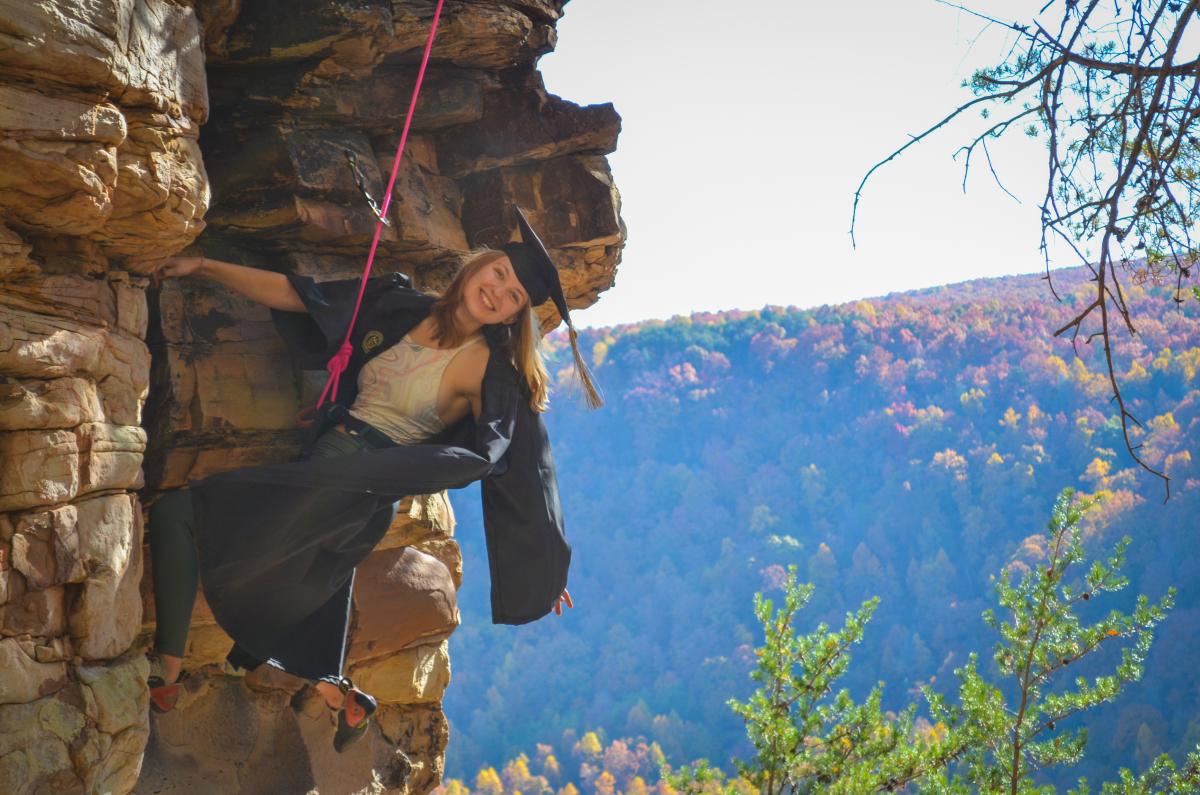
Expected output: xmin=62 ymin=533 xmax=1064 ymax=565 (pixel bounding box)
xmin=444 ymin=267 xmax=1199 ymax=789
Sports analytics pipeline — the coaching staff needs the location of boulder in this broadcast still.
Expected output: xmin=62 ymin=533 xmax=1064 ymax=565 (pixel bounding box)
xmin=0 ymin=637 xmax=68 ymax=704
xmin=350 ymin=547 xmax=459 ymax=660
xmin=0 ymin=0 xmax=209 ymax=256
xmin=390 ymin=2 xmax=559 ymax=69
xmin=437 ymin=75 xmax=620 ymax=177
xmin=0 ymin=0 xmax=208 ymax=118
xmin=0 ymin=688 xmax=88 ymax=792
xmin=0 ymin=378 xmax=105 ymax=432
xmin=462 ymin=155 xmax=623 ymax=251
xmin=377 ymin=493 xmax=456 ymax=552
xmin=69 ymin=496 xmax=144 ymax=660
xmin=135 ymin=678 xmax=448 ymax=795
xmin=0 ymin=85 xmax=126 ymax=235
xmin=347 ymin=640 xmax=451 ymax=705
xmin=0 ymin=301 xmax=150 ymax=407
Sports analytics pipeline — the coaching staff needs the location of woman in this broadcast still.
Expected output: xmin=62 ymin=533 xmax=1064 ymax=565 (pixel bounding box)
xmin=146 ymin=208 xmax=597 ymax=751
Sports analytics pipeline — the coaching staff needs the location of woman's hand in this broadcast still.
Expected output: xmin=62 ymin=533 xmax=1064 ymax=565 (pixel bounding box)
xmin=150 ymin=256 xmax=206 ymax=288
xmin=553 ymin=588 xmax=574 ymax=617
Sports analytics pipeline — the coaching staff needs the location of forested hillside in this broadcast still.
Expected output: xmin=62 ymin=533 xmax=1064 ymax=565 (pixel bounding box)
xmin=443 ymin=267 xmax=1199 ymax=790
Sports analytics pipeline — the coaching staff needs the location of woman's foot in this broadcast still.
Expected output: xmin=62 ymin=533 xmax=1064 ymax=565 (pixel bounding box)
xmin=155 ymin=652 xmax=185 ymax=684
xmin=314 ymin=679 xmax=345 ymax=711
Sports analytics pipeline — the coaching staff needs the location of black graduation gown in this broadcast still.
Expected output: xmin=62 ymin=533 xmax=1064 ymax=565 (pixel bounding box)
xmin=187 ymin=271 xmax=571 ymax=668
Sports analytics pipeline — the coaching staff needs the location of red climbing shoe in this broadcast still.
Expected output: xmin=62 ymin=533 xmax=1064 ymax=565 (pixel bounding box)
xmin=147 ymin=655 xmax=189 ymax=714
xmin=146 ymin=672 xmax=188 ymax=715
xmin=332 ymin=678 xmax=377 ymax=753
xmin=148 ymin=677 xmax=184 ymax=713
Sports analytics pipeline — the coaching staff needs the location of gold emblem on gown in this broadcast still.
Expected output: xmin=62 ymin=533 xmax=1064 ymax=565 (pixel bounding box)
xmin=362 ymin=330 xmax=384 ymax=353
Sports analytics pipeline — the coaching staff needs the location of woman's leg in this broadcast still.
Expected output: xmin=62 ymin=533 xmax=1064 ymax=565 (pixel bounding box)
xmin=272 ymin=427 xmax=393 ymax=713
xmin=147 ymin=488 xmax=200 ymax=684
xmin=224 ymin=642 xmax=265 ymax=673
xmin=311 ymin=570 xmax=355 ymax=696
xmin=310 ymin=498 xmax=395 ymax=743
xmin=268 ymin=571 xmax=356 ymax=707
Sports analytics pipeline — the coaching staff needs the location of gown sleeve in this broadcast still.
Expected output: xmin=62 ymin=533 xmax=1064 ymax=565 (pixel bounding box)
xmin=478 ymin=359 xmax=572 ymax=624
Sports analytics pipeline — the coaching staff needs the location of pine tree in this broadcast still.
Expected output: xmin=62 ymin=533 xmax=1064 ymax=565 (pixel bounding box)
xmin=667 ymin=490 xmax=1200 ymax=793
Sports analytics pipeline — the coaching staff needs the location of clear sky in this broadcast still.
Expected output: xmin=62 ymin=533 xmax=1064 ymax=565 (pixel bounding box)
xmin=538 ymin=0 xmax=1068 ymax=328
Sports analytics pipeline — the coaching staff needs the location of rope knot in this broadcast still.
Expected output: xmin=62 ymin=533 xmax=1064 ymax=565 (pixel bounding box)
xmin=311 ymin=340 xmax=355 ymax=411
xmin=327 ymin=341 xmax=354 ymax=376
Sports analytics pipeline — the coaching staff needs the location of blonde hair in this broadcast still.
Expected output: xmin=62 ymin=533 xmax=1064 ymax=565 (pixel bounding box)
xmin=429 ymin=249 xmax=550 ymax=412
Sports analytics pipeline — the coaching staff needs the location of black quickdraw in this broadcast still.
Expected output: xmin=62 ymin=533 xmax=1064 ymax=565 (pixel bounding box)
xmin=343 ymin=148 xmax=391 ymax=227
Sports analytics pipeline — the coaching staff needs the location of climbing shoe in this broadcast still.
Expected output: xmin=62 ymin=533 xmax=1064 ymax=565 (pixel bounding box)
xmin=332 ymin=677 xmax=378 ymax=753
xmin=147 ymin=655 xmax=189 ymax=714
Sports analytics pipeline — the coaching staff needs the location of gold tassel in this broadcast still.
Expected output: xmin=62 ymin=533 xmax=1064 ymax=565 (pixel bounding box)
xmin=568 ymin=324 xmax=604 ymax=409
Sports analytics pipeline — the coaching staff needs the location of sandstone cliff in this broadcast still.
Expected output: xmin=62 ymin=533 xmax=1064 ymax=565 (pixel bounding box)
xmin=0 ymin=1 xmax=622 ymax=792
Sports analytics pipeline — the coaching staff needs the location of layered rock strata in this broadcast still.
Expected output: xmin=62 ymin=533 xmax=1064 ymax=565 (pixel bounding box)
xmin=0 ymin=0 xmax=622 ymax=793
xmin=0 ymin=1 xmax=206 ymax=791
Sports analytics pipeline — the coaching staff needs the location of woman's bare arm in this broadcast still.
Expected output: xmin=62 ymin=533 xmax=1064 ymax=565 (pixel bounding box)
xmin=151 ymin=256 xmax=306 ymax=313
xmin=456 ymin=343 xmax=492 ymax=421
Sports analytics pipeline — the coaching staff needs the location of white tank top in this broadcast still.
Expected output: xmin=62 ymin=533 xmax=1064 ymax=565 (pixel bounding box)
xmin=349 ymin=331 xmax=484 ymax=445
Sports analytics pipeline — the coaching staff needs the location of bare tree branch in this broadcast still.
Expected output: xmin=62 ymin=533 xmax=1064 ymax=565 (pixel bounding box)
xmin=853 ymin=0 xmax=1200 ymax=500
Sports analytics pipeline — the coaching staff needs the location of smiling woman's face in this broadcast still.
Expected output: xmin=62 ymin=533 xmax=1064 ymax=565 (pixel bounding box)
xmin=462 ymin=254 xmax=530 ymax=325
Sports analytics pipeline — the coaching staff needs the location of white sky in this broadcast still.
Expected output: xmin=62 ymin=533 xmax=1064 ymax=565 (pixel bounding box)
xmin=539 ymin=0 xmax=1070 ymax=328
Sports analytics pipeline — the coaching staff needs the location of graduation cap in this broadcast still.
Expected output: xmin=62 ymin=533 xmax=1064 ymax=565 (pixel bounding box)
xmin=501 ymin=207 xmax=603 ymax=409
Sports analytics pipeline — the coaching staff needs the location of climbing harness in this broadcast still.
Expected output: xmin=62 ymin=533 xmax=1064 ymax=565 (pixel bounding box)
xmin=302 ymin=0 xmax=446 ymax=423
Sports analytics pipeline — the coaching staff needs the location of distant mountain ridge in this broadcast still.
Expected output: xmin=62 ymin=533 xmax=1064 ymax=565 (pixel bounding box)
xmin=582 ymin=266 xmax=1087 ymax=335
xmin=444 ymin=265 xmax=1200 ymax=788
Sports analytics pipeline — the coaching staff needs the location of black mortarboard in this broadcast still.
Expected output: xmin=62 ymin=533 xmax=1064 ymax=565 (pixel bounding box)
xmin=500 ymin=206 xmax=603 ymax=408
xmin=501 ymin=207 xmax=570 ymax=325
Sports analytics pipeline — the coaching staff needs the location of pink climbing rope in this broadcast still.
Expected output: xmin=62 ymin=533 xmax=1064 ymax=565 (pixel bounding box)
xmin=309 ymin=0 xmax=446 ymax=416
